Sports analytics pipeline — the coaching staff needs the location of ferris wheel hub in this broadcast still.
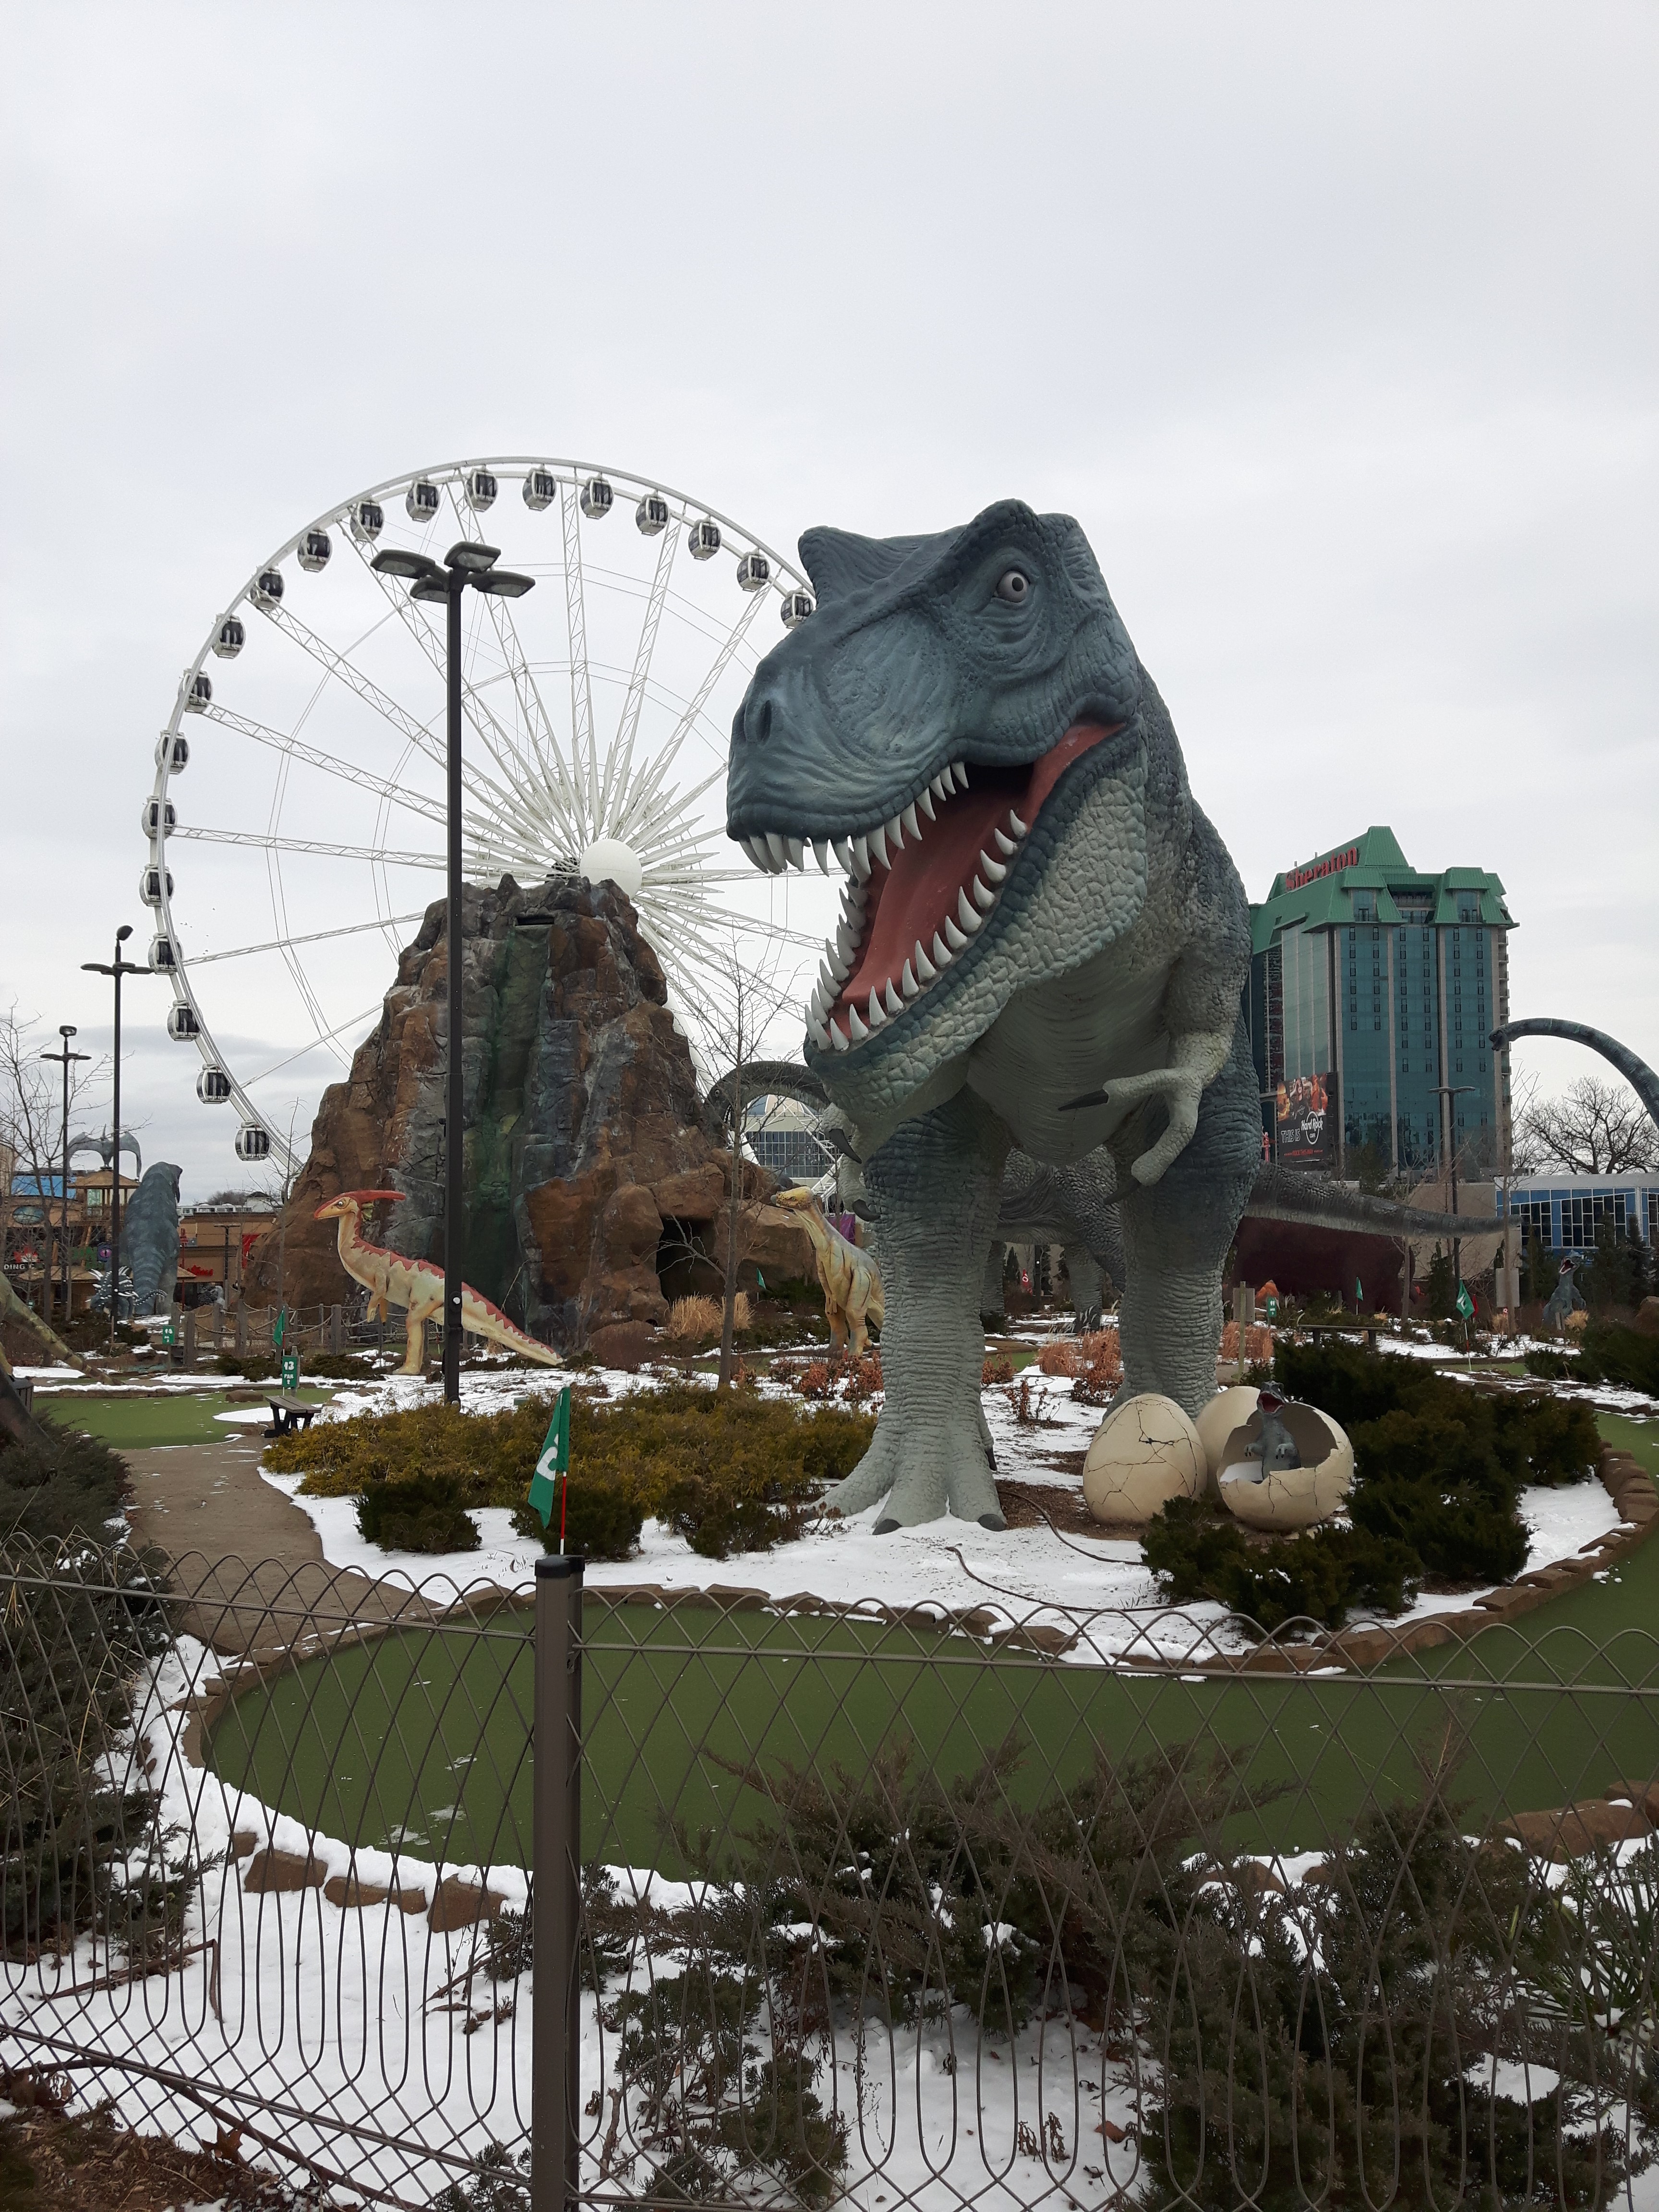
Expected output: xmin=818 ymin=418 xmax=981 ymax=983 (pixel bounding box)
xmin=577 ymin=836 xmax=645 ymax=901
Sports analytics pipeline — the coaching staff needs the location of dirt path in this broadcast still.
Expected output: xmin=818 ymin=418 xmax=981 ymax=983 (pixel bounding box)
xmin=124 ymin=1439 xmax=436 ymax=1658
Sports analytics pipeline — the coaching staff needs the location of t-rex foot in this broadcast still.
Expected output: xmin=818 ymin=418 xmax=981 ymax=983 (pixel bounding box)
xmin=827 ymin=1410 xmax=1004 ymax=1531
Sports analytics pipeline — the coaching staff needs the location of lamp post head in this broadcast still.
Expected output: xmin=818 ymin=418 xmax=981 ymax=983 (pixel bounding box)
xmin=116 ymin=924 xmax=132 ymax=943
xmin=445 ymin=541 xmax=500 ymax=574
xmin=372 ymin=548 xmax=445 ymax=584
xmin=409 ymin=576 xmax=452 ymax=604
xmin=60 ymin=1024 xmax=76 ymax=1039
xmin=470 ymin=568 xmax=535 ymax=599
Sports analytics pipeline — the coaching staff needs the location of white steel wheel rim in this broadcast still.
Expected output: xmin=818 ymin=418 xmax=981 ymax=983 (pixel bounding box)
xmin=144 ymin=457 xmax=829 ymax=1172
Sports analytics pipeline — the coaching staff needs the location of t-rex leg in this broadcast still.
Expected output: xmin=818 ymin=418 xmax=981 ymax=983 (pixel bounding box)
xmin=827 ymin=1087 xmax=1011 ymax=1530
xmin=1109 ymin=1017 xmax=1260 ymax=1419
xmin=1064 ymin=1246 xmax=1104 ymax=1333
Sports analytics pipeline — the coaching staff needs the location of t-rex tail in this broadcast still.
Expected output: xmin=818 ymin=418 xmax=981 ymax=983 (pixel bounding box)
xmin=1492 ymin=1018 xmax=1659 ymax=1129
xmin=458 ymin=1285 xmax=562 ymax=1368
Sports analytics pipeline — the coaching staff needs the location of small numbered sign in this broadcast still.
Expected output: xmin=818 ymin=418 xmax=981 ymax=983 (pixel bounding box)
xmin=160 ymin=1322 xmax=175 ymax=1347
xmin=281 ymin=1351 xmax=300 ymax=1391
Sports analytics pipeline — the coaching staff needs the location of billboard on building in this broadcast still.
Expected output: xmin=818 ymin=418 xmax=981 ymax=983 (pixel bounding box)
xmin=1274 ymin=1072 xmax=1338 ymax=1172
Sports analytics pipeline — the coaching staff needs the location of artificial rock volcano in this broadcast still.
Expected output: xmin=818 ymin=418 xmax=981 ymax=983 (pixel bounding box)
xmin=244 ymin=877 xmax=810 ymax=1354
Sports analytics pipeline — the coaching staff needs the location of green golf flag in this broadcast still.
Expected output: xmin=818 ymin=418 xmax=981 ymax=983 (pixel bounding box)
xmin=273 ymin=1309 xmax=286 ymax=1349
xmin=528 ymin=1386 xmax=571 ymax=1531
xmin=1455 ymin=1284 xmax=1475 ymax=1320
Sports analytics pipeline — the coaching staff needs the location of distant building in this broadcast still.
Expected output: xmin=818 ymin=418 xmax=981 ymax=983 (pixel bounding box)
xmin=1497 ymin=1171 xmax=1659 ymax=1259
xmin=1248 ymin=826 xmax=1516 ymax=1177
xmin=742 ymin=1095 xmax=830 ymax=1188
xmin=178 ymin=1196 xmax=278 ymax=1297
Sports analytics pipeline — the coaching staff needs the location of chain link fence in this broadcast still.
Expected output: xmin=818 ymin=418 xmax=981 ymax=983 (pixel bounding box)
xmin=4 ymin=1537 xmax=1659 ymax=2209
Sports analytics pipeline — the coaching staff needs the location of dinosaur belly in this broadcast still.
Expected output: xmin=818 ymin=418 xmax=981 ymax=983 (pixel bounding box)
xmin=968 ymin=946 xmax=1171 ymax=1161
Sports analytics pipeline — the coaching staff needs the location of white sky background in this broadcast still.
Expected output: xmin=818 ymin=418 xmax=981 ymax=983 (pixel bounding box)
xmin=1 ymin=1 xmax=1654 ymax=1203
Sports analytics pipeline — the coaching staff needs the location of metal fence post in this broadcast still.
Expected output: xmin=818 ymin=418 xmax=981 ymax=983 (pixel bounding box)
xmin=533 ymin=1553 xmax=583 ymax=2212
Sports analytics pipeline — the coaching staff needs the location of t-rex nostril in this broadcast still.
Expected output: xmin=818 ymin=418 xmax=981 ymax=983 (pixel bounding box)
xmin=749 ymin=696 xmax=773 ymax=745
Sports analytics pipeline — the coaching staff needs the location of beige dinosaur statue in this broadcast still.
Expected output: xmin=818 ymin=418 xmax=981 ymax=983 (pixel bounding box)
xmin=772 ymin=1187 xmax=884 ymax=1358
xmin=314 ymin=1190 xmax=561 ymax=1377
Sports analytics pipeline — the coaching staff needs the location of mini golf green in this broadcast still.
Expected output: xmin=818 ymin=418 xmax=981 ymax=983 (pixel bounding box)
xmin=43 ymin=1386 xmax=334 ymax=1449
xmin=202 ymin=1412 xmax=1659 ymax=1875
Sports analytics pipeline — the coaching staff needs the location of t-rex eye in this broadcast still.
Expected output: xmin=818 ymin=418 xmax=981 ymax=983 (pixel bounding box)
xmin=995 ymin=568 xmax=1031 ymax=604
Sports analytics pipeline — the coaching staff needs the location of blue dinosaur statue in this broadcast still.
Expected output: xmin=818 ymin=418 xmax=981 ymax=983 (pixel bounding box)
xmin=124 ymin=1162 xmax=183 ymax=1318
xmin=728 ymin=501 xmax=1263 ymax=1528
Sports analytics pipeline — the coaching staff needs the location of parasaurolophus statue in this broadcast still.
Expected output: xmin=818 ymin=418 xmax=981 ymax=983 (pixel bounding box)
xmin=726 ymin=500 xmax=1263 ymax=1530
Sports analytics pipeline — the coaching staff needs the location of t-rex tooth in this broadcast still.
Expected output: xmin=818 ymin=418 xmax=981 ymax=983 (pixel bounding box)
xmin=885 ymin=813 xmax=904 ymax=852
xmin=943 ymin=915 xmax=969 ymax=952
xmin=813 ymin=840 xmax=831 ymax=874
xmin=930 ymin=771 xmax=949 ymax=800
xmin=901 ymin=802 xmax=921 ymax=842
xmin=809 ymin=1019 xmax=831 ymax=1047
xmin=829 ymin=1019 xmax=849 ymax=1052
xmin=900 ymin=961 xmax=920 ymax=1000
xmin=741 ymin=837 xmax=767 ymax=870
xmin=883 ymin=978 xmax=904 ymax=1016
xmin=833 ymin=838 xmax=854 ymax=874
xmin=979 ymin=850 xmax=1007 ymax=884
xmin=851 ymin=834 xmax=872 ymax=876
xmin=785 ymin=836 xmax=805 ymax=870
xmin=835 ymin=923 xmax=857 ymax=965
xmin=869 ymin=822 xmax=891 ymax=869
xmin=1008 ymin=809 xmax=1028 ymax=837
xmin=956 ymin=888 xmax=983 ymax=933
xmin=931 ymin=931 xmax=952 ymax=968
xmin=764 ymin=831 xmax=788 ymax=870
xmin=917 ymin=787 xmax=937 ymax=822
xmin=846 ymin=1004 xmax=869 ymax=1042
xmin=866 ymin=990 xmax=886 ymax=1029
xmin=953 ymin=761 xmax=969 ymax=787
xmin=993 ymin=827 xmax=1017 ymax=856
xmin=914 ymin=939 xmax=938 ymax=982
xmin=971 ymin=874 xmax=997 ymax=912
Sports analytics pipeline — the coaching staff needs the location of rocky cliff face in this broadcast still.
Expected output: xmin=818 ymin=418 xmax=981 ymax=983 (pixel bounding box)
xmin=244 ymin=877 xmax=812 ymax=1349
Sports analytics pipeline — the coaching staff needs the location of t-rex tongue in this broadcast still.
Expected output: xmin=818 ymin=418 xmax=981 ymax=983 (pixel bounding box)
xmin=833 ymin=722 xmax=1120 ymax=1023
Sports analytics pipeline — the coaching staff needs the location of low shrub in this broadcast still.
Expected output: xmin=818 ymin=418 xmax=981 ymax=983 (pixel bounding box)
xmin=1487 ymin=1391 xmax=1601 ymax=1485
xmin=1523 ymin=1348 xmax=1578 ymax=1381
xmin=1 ymin=1423 xmax=130 ymax=1542
xmin=272 ymin=1382 xmax=875 ymax=1562
xmin=355 ymin=1472 xmax=479 ymax=1554
xmin=982 ymin=1353 xmax=1014 ymax=1385
xmin=1143 ymin=1499 xmax=1418 ymax=1633
xmin=1071 ymin=1333 xmax=1124 ymax=1406
xmin=1583 ymin=1322 xmax=1659 ymax=1397
xmin=666 ymin=1292 xmax=752 ymax=1344
xmin=1036 ymin=1328 xmax=1118 ymax=1378
xmin=1345 ymin=1408 xmax=1529 ymax=1584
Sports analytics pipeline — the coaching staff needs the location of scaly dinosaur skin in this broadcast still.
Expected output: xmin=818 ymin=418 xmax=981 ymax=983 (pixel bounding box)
xmin=728 ymin=501 xmax=1261 ymax=1529
xmin=313 ymin=1191 xmax=561 ymax=1377
xmin=772 ymin=1187 xmax=885 ymax=1357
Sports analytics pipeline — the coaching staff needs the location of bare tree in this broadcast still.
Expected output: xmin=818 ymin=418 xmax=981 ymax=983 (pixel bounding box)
xmin=0 ymin=1004 xmax=106 ymax=1318
xmin=696 ymin=933 xmax=811 ymax=1389
xmin=1515 ymin=1075 xmax=1658 ymax=1176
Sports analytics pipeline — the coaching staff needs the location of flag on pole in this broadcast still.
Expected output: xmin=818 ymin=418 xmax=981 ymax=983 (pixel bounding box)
xmin=528 ymin=1386 xmax=571 ymax=1536
xmin=1355 ymin=1278 xmax=1363 ymax=1307
xmin=1455 ymin=1284 xmax=1475 ymax=1321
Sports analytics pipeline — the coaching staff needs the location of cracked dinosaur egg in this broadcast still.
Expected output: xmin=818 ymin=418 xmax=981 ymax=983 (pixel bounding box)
xmin=1082 ymin=1394 xmax=1207 ymax=1526
xmin=1214 ymin=1394 xmax=1354 ymax=1532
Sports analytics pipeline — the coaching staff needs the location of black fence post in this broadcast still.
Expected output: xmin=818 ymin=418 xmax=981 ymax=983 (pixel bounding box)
xmin=533 ymin=1553 xmax=583 ymax=2212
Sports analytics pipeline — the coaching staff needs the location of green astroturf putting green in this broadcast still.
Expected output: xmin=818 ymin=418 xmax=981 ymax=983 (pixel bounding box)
xmin=42 ymin=1387 xmax=334 ymax=1449
xmin=202 ymin=1412 xmax=1659 ymax=1872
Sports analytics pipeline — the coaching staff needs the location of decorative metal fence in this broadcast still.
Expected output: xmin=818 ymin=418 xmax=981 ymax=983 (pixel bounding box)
xmin=4 ymin=1539 xmax=1659 ymax=2210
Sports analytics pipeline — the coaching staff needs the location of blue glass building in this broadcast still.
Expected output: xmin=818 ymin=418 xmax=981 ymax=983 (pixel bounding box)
xmin=1248 ymin=827 xmax=1517 ymax=1176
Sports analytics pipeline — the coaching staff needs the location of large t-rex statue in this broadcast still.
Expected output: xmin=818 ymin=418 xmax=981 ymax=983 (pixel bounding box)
xmin=726 ymin=501 xmax=1473 ymax=1530
xmin=314 ymin=1191 xmax=561 ymax=1376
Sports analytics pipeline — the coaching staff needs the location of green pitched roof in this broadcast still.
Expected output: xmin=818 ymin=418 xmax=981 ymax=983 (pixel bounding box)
xmin=1250 ymin=827 xmax=1515 ymax=953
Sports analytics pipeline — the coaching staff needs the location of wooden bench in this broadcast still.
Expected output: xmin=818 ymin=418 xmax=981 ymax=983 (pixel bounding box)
xmin=264 ymin=1394 xmax=319 ymax=1439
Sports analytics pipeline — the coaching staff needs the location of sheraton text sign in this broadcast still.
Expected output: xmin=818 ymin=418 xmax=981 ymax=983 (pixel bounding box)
xmin=1283 ymin=843 xmax=1360 ymax=892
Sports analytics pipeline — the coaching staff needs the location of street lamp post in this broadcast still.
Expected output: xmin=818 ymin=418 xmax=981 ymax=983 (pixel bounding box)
xmin=370 ymin=541 xmax=535 ymax=1405
xmin=1431 ymin=1081 xmax=1478 ymax=1324
xmin=82 ymin=926 xmax=156 ymax=1354
xmin=39 ymin=1025 xmax=89 ymax=1329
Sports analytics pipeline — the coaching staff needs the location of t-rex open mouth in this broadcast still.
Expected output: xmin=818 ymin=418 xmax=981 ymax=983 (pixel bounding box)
xmin=735 ymin=721 xmax=1121 ymax=1049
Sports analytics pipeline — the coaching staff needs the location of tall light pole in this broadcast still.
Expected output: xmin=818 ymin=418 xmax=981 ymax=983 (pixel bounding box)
xmin=39 ymin=1025 xmax=89 ymax=1328
xmin=371 ymin=541 xmax=535 ymax=1404
xmin=82 ymin=926 xmax=156 ymax=1353
xmin=1431 ymin=1081 xmax=1478 ymax=1318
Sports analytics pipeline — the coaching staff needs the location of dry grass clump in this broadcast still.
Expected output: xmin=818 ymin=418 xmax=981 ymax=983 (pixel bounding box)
xmin=1036 ymin=1328 xmax=1120 ymax=1378
xmin=982 ymin=1352 xmax=1015 ymax=1385
xmin=1220 ymin=1321 xmax=1275 ymax=1363
xmin=666 ymin=1292 xmax=752 ymax=1343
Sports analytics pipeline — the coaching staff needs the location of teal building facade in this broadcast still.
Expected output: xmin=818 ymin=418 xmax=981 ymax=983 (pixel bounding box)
xmin=1247 ymin=827 xmax=1516 ymax=1176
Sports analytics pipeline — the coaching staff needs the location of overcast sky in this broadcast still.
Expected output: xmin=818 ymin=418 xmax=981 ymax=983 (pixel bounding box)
xmin=2 ymin=1 xmax=1654 ymax=1202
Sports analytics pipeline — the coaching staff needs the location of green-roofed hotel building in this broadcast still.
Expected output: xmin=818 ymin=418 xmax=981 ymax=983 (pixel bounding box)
xmin=1247 ymin=827 xmax=1515 ymax=1176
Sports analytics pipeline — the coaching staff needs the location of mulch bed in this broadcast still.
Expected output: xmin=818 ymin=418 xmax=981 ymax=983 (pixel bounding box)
xmin=994 ymin=1477 xmax=1113 ymax=1538
xmin=0 ymin=2068 xmax=338 ymax=2211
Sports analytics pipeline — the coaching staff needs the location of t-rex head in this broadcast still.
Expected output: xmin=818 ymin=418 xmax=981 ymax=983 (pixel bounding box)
xmin=313 ymin=1189 xmax=405 ymax=1221
xmin=727 ymin=501 xmax=1186 ymax=1128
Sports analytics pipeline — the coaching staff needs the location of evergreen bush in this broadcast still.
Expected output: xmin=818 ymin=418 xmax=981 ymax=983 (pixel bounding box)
xmin=1583 ymin=1322 xmax=1659 ymax=1397
xmin=0 ymin=1424 xmax=130 ymax=1543
xmin=355 ymin=1472 xmax=479 ymax=1554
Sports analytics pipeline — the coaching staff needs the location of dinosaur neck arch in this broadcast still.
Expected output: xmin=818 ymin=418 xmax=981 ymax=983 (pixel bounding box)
xmin=1492 ymin=1019 xmax=1659 ymax=1130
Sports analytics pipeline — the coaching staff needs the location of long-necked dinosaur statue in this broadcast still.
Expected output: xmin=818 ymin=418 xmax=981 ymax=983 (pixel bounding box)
xmin=772 ymin=1185 xmax=885 ymax=1356
xmin=314 ymin=1191 xmax=561 ymax=1376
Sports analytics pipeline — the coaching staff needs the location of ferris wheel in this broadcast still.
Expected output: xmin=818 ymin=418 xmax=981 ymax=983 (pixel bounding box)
xmin=140 ymin=456 xmax=834 ymax=1173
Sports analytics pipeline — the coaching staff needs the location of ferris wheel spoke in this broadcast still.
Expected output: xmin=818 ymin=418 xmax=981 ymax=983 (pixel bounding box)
xmin=611 ymin=591 xmax=766 ymax=844
xmin=182 ymin=912 xmax=428 ymax=967
xmin=599 ymin=517 xmax=682 ymax=836
xmin=196 ymin=703 xmax=449 ymax=828
xmin=172 ymin=826 xmax=443 ymax=869
xmin=243 ymin=1003 xmax=383 ymax=1089
xmin=560 ymin=483 xmax=600 ymax=834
